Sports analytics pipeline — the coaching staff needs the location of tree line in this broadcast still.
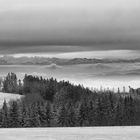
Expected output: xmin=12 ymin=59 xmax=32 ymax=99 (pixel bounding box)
xmin=0 ymin=72 xmax=140 ymax=127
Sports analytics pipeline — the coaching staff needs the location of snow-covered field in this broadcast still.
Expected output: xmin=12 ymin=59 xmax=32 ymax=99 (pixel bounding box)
xmin=0 ymin=92 xmax=23 ymax=107
xmin=0 ymin=127 xmax=140 ymax=140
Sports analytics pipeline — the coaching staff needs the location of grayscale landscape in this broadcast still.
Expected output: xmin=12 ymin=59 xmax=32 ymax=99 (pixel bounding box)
xmin=0 ymin=0 xmax=140 ymax=139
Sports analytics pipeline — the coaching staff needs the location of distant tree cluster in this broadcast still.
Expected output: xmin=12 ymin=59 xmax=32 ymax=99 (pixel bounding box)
xmin=0 ymin=73 xmax=140 ymax=127
xmin=2 ymin=73 xmax=18 ymax=93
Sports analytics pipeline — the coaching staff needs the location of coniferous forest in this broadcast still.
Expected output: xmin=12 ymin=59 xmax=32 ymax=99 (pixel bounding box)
xmin=0 ymin=72 xmax=140 ymax=128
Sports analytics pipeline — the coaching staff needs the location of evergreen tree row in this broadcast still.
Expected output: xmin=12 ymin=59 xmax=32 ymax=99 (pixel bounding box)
xmin=0 ymin=73 xmax=140 ymax=127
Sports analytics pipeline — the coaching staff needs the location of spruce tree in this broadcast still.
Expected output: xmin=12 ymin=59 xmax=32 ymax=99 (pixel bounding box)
xmin=78 ymin=100 xmax=89 ymax=126
xmin=95 ymin=97 xmax=105 ymax=126
xmin=0 ymin=109 xmax=3 ymax=127
xmin=19 ymin=101 xmax=28 ymax=127
xmin=87 ymin=101 xmax=96 ymax=126
xmin=1 ymin=100 xmax=9 ymax=128
xmin=45 ymin=102 xmax=51 ymax=127
xmin=22 ymin=107 xmax=32 ymax=127
xmin=57 ymin=104 xmax=69 ymax=127
xmin=115 ymin=97 xmax=124 ymax=126
xmin=67 ymin=103 xmax=76 ymax=127
xmin=30 ymin=104 xmax=41 ymax=127
xmin=9 ymin=101 xmax=20 ymax=127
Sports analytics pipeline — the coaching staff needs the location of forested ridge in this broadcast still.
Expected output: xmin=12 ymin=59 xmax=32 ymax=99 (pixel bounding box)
xmin=0 ymin=72 xmax=140 ymax=127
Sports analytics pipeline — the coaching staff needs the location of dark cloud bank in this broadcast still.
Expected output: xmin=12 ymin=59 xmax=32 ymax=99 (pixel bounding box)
xmin=0 ymin=0 xmax=140 ymax=54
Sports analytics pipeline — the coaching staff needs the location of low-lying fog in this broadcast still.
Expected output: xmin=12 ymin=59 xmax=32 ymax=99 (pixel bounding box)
xmin=0 ymin=62 xmax=140 ymax=92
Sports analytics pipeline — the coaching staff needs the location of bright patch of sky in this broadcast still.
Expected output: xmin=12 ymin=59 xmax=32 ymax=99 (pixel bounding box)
xmin=6 ymin=50 xmax=140 ymax=59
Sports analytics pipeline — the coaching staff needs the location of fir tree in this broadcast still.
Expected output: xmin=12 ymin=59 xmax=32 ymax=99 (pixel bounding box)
xmin=57 ymin=104 xmax=69 ymax=127
xmin=30 ymin=104 xmax=41 ymax=127
xmin=9 ymin=101 xmax=20 ymax=127
xmin=1 ymin=100 xmax=9 ymax=128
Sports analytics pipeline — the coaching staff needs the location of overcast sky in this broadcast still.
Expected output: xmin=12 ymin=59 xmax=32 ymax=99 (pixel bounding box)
xmin=0 ymin=0 xmax=140 ymax=55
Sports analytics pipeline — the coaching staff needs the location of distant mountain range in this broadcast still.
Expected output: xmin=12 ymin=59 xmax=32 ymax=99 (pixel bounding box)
xmin=0 ymin=56 xmax=140 ymax=65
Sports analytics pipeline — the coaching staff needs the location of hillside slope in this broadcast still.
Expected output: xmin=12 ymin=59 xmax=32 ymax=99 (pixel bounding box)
xmin=0 ymin=92 xmax=23 ymax=107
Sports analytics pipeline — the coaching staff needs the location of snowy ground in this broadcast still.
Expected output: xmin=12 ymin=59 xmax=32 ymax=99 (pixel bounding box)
xmin=0 ymin=127 xmax=140 ymax=140
xmin=0 ymin=92 xmax=23 ymax=107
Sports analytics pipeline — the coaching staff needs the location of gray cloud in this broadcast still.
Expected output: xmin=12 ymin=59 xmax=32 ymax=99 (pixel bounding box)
xmin=0 ymin=42 xmax=139 ymax=55
xmin=0 ymin=0 xmax=140 ymax=53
